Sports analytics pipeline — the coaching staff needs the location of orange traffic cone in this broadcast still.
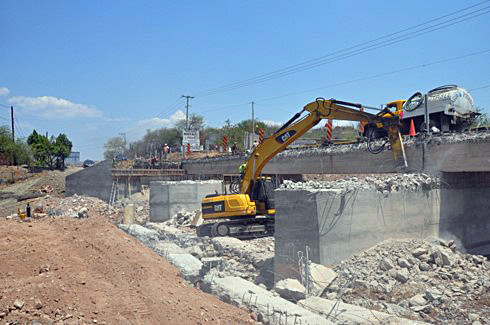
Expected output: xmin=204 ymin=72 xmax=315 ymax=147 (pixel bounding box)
xmin=409 ymin=119 xmax=416 ymax=136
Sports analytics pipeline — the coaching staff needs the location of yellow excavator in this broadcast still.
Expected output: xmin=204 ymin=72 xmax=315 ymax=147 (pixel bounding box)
xmin=197 ymin=98 xmax=408 ymax=238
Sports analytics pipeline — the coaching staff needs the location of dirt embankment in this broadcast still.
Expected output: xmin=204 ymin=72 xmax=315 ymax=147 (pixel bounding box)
xmin=0 ymin=168 xmax=81 ymax=217
xmin=0 ymin=214 xmax=256 ymax=324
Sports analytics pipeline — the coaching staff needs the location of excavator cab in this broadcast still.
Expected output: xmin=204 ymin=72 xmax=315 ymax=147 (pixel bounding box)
xmin=250 ymin=177 xmax=276 ymax=214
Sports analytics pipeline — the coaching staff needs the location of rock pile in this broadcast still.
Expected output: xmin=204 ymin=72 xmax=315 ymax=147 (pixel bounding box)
xmin=430 ymin=130 xmax=490 ymax=145
xmin=325 ymin=238 xmax=489 ymax=324
xmin=163 ymin=209 xmax=195 ymax=227
xmin=281 ymin=173 xmax=440 ymax=194
xmin=57 ymin=195 xmax=121 ymax=221
xmin=145 ymin=219 xmax=275 ymax=286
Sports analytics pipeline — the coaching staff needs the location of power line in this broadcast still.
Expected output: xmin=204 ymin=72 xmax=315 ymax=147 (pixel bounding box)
xmin=197 ymin=7 xmax=490 ymax=97
xmin=14 ymin=114 xmax=26 ymax=139
xmin=469 ymin=84 xmax=490 ymax=91
xmin=199 ymin=101 xmax=249 ymax=113
xmin=195 ymin=49 xmax=490 ymax=113
xmin=155 ymin=96 xmax=184 ymax=119
xmin=255 ymin=49 xmax=490 ymax=104
xmin=193 ymin=1 xmax=490 ymax=97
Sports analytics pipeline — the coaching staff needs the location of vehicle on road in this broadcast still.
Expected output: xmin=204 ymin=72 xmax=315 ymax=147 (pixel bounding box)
xmin=82 ymin=159 xmax=95 ymax=168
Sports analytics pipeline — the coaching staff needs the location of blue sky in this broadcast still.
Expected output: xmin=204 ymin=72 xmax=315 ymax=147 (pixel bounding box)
xmin=1 ymin=0 xmax=489 ymax=160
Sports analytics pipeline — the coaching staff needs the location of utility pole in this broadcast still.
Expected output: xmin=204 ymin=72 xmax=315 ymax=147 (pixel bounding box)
xmin=251 ymin=101 xmax=255 ymax=143
xmin=11 ymin=106 xmax=16 ymax=165
xmin=181 ymin=95 xmax=194 ymax=130
xmin=119 ymin=132 xmax=126 ymax=147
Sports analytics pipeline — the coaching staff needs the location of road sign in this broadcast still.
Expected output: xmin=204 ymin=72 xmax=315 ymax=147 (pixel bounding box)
xmin=183 ymin=130 xmax=200 ymax=151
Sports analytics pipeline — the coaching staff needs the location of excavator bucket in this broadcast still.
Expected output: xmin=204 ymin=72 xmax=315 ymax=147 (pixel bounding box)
xmin=387 ymin=126 xmax=408 ymax=171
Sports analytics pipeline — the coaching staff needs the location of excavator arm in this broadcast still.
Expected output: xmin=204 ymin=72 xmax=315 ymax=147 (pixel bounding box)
xmin=240 ymin=98 xmax=407 ymax=194
xmin=198 ymin=98 xmax=408 ymax=238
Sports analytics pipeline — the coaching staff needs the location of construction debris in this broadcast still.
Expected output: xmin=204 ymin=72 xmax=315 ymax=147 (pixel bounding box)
xmin=186 ymin=130 xmax=490 ymax=164
xmin=281 ymin=173 xmax=440 ymax=193
xmin=325 ymin=238 xmax=490 ymax=324
xmin=274 ymin=278 xmax=306 ymax=302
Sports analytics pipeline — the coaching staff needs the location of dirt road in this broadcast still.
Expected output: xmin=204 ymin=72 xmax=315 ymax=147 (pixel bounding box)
xmin=0 ymin=214 xmax=255 ymax=324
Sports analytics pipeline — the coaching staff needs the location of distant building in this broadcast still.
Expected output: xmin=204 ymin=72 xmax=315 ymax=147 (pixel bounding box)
xmin=65 ymin=151 xmax=80 ymax=165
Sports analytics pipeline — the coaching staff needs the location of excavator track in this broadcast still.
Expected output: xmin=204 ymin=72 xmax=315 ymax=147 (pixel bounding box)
xmin=196 ymin=217 xmax=275 ymax=239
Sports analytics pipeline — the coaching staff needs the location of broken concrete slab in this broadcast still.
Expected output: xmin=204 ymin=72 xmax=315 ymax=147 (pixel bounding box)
xmin=151 ymin=241 xmax=202 ymax=283
xmin=298 ymin=296 xmax=428 ymax=325
xmin=190 ymin=210 xmax=203 ymax=227
xmin=200 ymin=257 xmax=224 ymax=277
xmin=118 ymin=224 xmax=159 ymax=245
xmin=152 ymin=241 xmax=187 ymax=256
xmin=146 ymin=222 xmax=201 ymax=248
xmin=274 ymin=278 xmax=306 ymax=302
xmin=309 ymin=263 xmax=337 ymax=295
xmin=212 ymin=237 xmax=248 ymax=257
xmin=202 ymin=276 xmax=336 ymax=325
xmin=165 ymin=253 xmax=202 ymax=283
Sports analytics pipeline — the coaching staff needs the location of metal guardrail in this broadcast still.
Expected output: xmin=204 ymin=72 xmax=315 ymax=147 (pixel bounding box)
xmin=111 ymin=168 xmax=186 ymax=177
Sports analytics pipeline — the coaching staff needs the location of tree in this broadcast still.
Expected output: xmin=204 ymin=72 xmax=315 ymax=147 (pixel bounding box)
xmin=26 ymin=130 xmax=73 ymax=168
xmin=53 ymin=133 xmax=72 ymax=169
xmin=104 ymin=136 xmax=126 ymax=160
xmin=0 ymin=126 xmax=32 ymax=165
xmin=175 ymin=114 xmax=205 ymax=131
xmin=27 ymin=130 xmax=53 ymax=167
xmin=13 ymin=139 xmax=32 ymax=165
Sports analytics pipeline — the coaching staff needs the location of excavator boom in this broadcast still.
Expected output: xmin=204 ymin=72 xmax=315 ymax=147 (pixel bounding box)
xmin=240 ymin=98 xmax=407 ymax=194
xmin=198 ymin=98 xmax=408 ymax=238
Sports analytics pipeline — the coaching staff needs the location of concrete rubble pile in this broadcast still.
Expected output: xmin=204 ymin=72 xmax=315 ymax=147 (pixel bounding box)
xmin=325 ymin=238 xmax=489 ymax=324
xmin=120 ymin=210 xmax=432 ymax=324
xmin=281 ymin=173 xmax=440 ymax=194
xmin=429 ymin=130 xmax=490 ymax=144
xmin=48 ymin=194 xmax=122 ymax=222
xmin=144 ymin=214 xmax=275 ymax=285
xmin=162 ymin=209 xmax=195 ymax=227
xmin=5 ymin=194 xmax=124 ymax=222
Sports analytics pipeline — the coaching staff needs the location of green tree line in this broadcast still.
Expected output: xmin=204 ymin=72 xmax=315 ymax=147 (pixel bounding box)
xmin=104 ymin=115 xmax=282 ymax=159
xmin=103 ymin=114 xmax=350 ymax=159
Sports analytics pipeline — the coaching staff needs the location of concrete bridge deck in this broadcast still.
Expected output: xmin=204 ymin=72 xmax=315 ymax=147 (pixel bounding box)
xmin=182 ymin=138 xmax=490 ymax=175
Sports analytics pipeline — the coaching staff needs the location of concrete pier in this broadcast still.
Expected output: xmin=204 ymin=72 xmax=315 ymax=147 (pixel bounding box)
xmin=149 ymin=180 xmax=223 ymax=222
xmin=440 ymin=172 xmax=490 ymax=256
xmin=274 ymin=171 xmax=490 ymax=282
xmin=274 ymin=187 xmax=440 ymax=282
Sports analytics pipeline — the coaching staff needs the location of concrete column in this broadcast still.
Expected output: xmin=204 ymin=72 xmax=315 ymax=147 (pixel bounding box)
xmin=149 ymin=180 xmax=223 ymax=222
xmin=123 ymin=204 xmax=135 ymax=225
xmin=440 ymin=172 xmax=490 ymax=256
xmin=274 ymin=187 xmax=440 ymax=283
